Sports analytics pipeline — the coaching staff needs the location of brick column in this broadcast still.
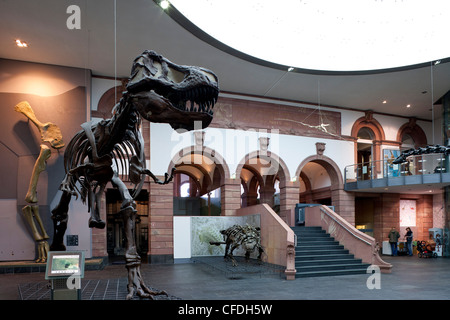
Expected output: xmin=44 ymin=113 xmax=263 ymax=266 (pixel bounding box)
xmin=331 ymin=187 xmax=355 ymax=225
xmin=260 ymin=184 xmax=275 ymax=207
xmin=373 ymin=193 xmax=399 ymax=246
xmin=148 ymin=179 xmax=174 ymax=264
xmin=221 ymin=178 xmax=241 ymax=216
xmin=279 ymin=181 xmax=299 ymax=226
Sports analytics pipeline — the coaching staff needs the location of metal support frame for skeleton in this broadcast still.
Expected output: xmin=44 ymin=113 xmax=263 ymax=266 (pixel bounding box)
xmin=50 ymin=50 xmax=219 ymax=299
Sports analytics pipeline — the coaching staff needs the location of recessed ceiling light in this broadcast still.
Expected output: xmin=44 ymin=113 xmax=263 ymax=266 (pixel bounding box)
xmin=160 ymin=0 xmax=170 ymax=9
xmin=15 ymin=39 xmax=28 ymax=48
xmin=288 ymin=67 xmax=294 ymax=72
xmin=406 ymin=104 xmax=411 ymax=108
xmin=382 ymin=100 xmax=387 ymax=104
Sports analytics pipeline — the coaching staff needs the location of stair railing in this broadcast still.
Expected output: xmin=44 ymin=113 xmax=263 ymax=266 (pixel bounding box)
xmin=305 ymin=205 xmax=392 ymax=273
xmin=236 ymin=203 xmax=297 ymax=280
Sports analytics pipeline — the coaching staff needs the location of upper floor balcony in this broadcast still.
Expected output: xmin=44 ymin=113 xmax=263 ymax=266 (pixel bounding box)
xmin=344 ymin=153 xmax=450 ymax=193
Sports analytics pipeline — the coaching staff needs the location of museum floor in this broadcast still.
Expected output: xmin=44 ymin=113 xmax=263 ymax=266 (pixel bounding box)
xmin=1 ymin=255 xmax=450 ymax=301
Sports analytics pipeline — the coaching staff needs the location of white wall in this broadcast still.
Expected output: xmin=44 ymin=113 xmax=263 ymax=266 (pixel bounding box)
xmin=150 ymin=121 xmax=355 ymax=181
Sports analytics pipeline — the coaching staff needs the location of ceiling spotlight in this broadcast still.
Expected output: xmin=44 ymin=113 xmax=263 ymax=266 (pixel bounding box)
xmin=434 ymin=60 xmax=441 ymax=65
xmin=406 ymin=104 xmax=411 ymax=108
xmin=15 ymin=39 xmax=28 ymax=48
xmin=287 ymin=67 xmax=294 ymax=72
xmin=160 ymin=0 xmax=170 ymax=9
xmin=382 ymin=100 xmax=387 ymax=104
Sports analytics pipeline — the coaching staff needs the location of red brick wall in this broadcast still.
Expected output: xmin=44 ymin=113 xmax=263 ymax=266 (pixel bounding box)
xmin=373 ymin=193 xmax=433 ymax=245
xmin=148 ymin=180 xmax=174 ymax=263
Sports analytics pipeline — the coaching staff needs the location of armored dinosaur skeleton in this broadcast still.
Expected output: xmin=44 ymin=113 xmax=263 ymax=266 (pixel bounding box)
xmin=50 ymin=50 xmax=219 ymax=299
xmin=210 ymin=224 xmax=265 ymax=267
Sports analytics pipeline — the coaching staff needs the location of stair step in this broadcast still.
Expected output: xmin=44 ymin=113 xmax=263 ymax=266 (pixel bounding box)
xmin=296 ymin=253 xmax=356 ymax=261
xmin=295 ymin=263 xmax=371 ymax=273
xmin=296 ymin=258 xmax=363 ymax=267
xmin=297 ymin=237 xmax=335 ymax=242
xmin=296 ymin=241 xmax=341 ymax=247
xmin=295 ymin=268 xmax=369 ymax=278
xmin=291 ymin=225 xmax=369 ymax=278
xmin=296 ymin=248 xmax=349 ymax=256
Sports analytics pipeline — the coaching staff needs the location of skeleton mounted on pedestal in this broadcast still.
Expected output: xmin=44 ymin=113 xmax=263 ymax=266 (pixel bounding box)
xmin=50 ymin=50 xmax=219 ymax=299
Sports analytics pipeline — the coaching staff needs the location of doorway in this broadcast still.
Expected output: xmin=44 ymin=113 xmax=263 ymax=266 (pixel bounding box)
xmin=357 ymin=127 xmax=374 ymax=180
xmin=355 ymin=197 xmax=375 ymax=237
xmin=106 ymin=189 xmax=149 ymax=262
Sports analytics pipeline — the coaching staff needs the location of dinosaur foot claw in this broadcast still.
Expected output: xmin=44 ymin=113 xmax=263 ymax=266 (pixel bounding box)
xmin=125 ymin=257 xmax=168 ymax=300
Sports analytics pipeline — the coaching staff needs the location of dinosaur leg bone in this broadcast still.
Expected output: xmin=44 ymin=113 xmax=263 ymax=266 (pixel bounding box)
xmin=21 ymin=205 xmax=50 ymax=262
xmin=121 ymin=205 xmax=167 ymax=300
xmin=88 ymin=183 xmax=106 ymax=229
xmin=50 ymin=190 xmax=72 ymax=251
xmin=25 ymin=145 xmax=51 ymax=203
xmin=22 ymin=205 xmax=44 ymax=241
xmin=112 ymin=173 xmax=167 ymax=299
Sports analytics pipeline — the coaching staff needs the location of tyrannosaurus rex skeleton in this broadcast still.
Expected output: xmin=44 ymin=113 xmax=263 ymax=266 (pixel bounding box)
xmin=51 ymin=50 xmax=219 ymax=299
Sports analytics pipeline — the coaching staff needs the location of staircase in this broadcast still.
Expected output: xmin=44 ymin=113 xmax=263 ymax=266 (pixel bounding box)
xmin=292 ymin=226 xmax=371 ymax=278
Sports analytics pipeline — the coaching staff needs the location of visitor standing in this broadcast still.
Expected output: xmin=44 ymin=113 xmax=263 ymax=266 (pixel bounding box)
xmin=404 ymin=227 xmax=413 ymax=256
xmin=388 ymin=227 xmax=400 ymax=256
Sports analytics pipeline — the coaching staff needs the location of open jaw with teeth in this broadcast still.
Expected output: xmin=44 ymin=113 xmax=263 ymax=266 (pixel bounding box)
xmin=175 ymin=86 xmax=217 ymax=116
xmin=126 ymin=50 xmax=219 ymax=131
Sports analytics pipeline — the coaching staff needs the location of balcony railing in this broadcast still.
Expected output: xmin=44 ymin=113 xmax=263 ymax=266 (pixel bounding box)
xmin=344 ymin=153 xmax=449 ymax=188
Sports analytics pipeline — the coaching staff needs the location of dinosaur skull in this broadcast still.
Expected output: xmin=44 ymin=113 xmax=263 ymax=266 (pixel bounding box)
xmin=127 ymin=50 xmax=219 ymax=131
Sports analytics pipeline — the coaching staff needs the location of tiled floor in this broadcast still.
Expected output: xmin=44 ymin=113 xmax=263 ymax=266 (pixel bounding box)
xmin=1 ymin=255 xmax=450 ymax=300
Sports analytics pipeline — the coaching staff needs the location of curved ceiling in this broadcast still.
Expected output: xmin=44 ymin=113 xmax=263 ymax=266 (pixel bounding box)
xmin=1 ymin=0 xmax=450 ymax=122
xmin=169 ymin=0 xmax=450 ymax=73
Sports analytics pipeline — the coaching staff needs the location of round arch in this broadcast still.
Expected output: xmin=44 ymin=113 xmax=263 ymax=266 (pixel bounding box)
xmin=168 ymin=145 xmax=230 ymax=187
xmin=396 ymin=119 xmax=428 ymax=148
xmin=350 ymin=113 xmax=386 ymax=141
xmin=93 ymin=84 xmax=126 ymax=119
xmin=350 ymin=113 xmax=386 ymax=176
xmin=295 ymin=155 xmax=344 ymax=190
xmin=236 ymin=150 xmax=291 ymax=211
xmin=235 ymin=150 xmax=291 ymax=188
xmin=169 ymin=146 xmax=230 ymax=216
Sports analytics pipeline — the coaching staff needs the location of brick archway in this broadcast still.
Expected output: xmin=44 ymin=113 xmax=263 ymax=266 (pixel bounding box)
xmin=396 ymin=118 xmax=428 ymax=148
xmin=350 ymin=113 xmax=386 ymax=178
xmin=235 ymin=151 xmax=291 ymax=188
xmin=295 ymin=155 xmax=344 ymax=190
xmin=295 ymin=155 xmax=355 ymax=224
xmin=168 ymin=146 xmax=230 ymax=186
xmin=235 ymin=151 xmax=297 ymax=222
xmin=92 ymin=84 xmax=126 ymax=119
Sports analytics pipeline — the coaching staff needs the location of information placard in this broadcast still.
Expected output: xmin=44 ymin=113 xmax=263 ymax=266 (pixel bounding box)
xmin=45 ymin=251 xmax=85 ymax=279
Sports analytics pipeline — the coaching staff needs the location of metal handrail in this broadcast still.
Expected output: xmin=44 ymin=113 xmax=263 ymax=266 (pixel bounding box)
xmin=344 ymin=153 xmax=448 ymax=183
